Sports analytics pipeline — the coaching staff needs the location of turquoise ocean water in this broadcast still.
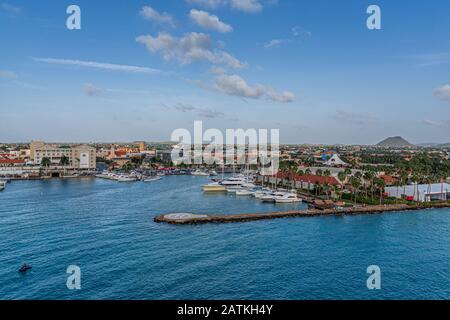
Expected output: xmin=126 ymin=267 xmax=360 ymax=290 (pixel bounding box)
xmin=0 ymin=176 xmax=449 ymax=299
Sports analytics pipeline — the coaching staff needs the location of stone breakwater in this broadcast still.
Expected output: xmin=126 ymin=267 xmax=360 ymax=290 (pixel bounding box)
xmin=154 ymin=203 xmax=450 ymax=225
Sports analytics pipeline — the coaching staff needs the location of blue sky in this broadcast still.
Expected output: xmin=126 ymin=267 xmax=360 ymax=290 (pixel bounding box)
xmin=0 ymin=0 xmax=449 ymax=144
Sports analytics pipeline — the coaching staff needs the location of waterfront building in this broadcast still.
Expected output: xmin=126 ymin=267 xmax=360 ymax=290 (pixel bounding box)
xmin=30 ymin=140 xmax=45 ymax=161
xmin=266 ymin=172 xmax=342 ymax=191
xmin=0 ymin=159 xmax=25 ymax=167
xmin=385 ymin=183 xmax=450 ymax=202
xmin=33 ymin=142 xmax=96 ymax=170
xmin=138 ymin=141 xmax=146 ymax=152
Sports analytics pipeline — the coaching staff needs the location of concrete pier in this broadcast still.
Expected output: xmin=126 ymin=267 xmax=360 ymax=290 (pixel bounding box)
xmin=154 ymin=202 xmax=450 ymax=225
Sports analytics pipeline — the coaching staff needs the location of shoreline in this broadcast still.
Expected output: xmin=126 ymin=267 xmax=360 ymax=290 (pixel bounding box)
xmin=154 ymin=202 xmax=450 ymax=225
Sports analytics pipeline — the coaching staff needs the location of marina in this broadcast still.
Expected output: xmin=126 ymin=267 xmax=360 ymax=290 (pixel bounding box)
xmin=1 ymin=176 xmax=450 ymax=299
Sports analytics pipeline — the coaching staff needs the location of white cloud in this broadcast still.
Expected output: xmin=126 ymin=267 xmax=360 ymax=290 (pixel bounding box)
xmin=33 ymin=58 xmax=162 ymax=74
xmin=263 ymin=26 xmax=310 ymax=49
xmin=187 ymin=0 xmax=226 ymax=9
xmin=186 ymin=0 xmax=267 ymax=13
xmin=1 ymin=3 xmax=21 ymax=14
xmin=0 ymin=70 xmax=17 ymax=78
xmin=139 ymin=6 xmax=175 ymax=28
xmin=230 ymin=0 xmax=262 ymax=13
xmin=264 ymin=39 xmax=288 ymax=49
xmin=210 ymin=66 xmax=226 ymax=75
xmin=82 ymin=83 xmax=103 ymax=96
xmin=189 ymin=9 xmax=233 ymax=33
xmin=292 ymin=26 xmax=312 ymax=38
xmin=166 ymin=103 xmax=226 ymax=119
xmin=215 ymin=73 xmax=294 ymax=102
xmin=136 ymin=32 xmax=245 ymax=69
xmin=433 ymin=84 xmax=450 ymax=101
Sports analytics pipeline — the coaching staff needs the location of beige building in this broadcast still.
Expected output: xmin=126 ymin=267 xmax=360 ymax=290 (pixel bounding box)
xmin=33 ymin=142 xmax=96 ymax=170
xmin=30 ymin=140 xmax=45 ymax=161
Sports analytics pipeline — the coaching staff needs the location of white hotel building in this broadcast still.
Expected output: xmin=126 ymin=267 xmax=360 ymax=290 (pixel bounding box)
xmin=30 ymin=141 xmax=96 ymax=170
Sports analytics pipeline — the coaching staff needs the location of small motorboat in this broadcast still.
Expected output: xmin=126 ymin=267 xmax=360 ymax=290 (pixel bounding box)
xmin=191 ymin=170 xmax=209 ymax=176
xmin=143 ymin=176 xmax=162 ymax=182
xmin=18 ymin=263 xmax=32 ymax=273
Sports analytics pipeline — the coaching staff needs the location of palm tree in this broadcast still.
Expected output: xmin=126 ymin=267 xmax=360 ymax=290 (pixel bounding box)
xmin=399 ymin=169 xmax=409 ymax=197
xmin=338 ymin=171 xmax=346 ymax=184
xmin=344 ymin=167 xmax=352 ymax=176
xmin=374 ymin=177 xmax=385 ymax=205
xmin=59 ymin=155 xmax=70 ymax=176
xmin=411 ymin=173 xmax=420 ymax=202
xmin=350 ymin=176 xmax=361 ymax=203
xmin=322 ymin=170 xmax=332 ymax=199
xmin=41 ymin=157 xmax=51 ymax=176
xmin=363 ymin=171 xmax=375 ymax=200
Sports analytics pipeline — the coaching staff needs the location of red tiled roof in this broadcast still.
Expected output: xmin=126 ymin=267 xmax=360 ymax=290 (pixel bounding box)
xmin=114 ymin=150 xmax=127 ymax=157
xmin=275 ymin=172 xmax=341 ymax=185
xmin=379 ymin=175 xmax=397 ymax=183
xmin=0 ymin=159 xmax=25 ymax=164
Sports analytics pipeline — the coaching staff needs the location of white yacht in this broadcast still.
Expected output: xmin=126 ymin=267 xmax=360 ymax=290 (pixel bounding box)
xmin=253 ymin=188 xmax=272 ymax=199
xmin=209 ymin=170 xmax=218 ymax=176
xmin=226 ymin=186 xmax=241 ymax=193
xmin=235 ymin=188 xmax=254 ymax=196
xmin=117 ymin=175 xmax=137 ymax=182
xmin=274 ymin=193 xmax=302 ymax=203
xmin=191 ymin=170 xmax=209 ymax=176
xmin=260 ymin=191 xmax=287 ymax=203
xmin=221 ymin=176 xmax=246 ymax=186
xmin=202 ymin=182 xmax=227 ymax=192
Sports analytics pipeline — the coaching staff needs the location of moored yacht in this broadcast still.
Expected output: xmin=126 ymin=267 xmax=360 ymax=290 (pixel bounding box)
xmin=253 ymin=188 xmax=272 ymax=199
xmin=191 ymin=170 xmax=209 ymax=176
xmin=209 ymin=170 xmax=218 ymax=176
xmin=235 ymin=188 xmax=254 ymax=196
xmin=260 ymin=191 xmax=287 ymax=203
xmin=202 ymin=182 xmax=227 ymax=192
xmin=0 ymin=181 xmax=6 ymax=192
xmin=274 ymin=193 xmax=302 ymax=203
xmin=117 ymin=175 xmax=137 ymax=182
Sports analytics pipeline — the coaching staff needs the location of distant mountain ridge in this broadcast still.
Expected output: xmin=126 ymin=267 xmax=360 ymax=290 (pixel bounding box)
xmin=376 ymin=136 xmax=414 ymax=147
xmin=416 ymin=142 xmax=450 ymax=148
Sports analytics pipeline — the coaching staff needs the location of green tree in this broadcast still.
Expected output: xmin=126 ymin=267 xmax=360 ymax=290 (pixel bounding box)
xmin=350 ymin=176 xmax=361 ymax=203
xmin=41 ymin=157 xmax=51 ymax=176
xmin=374 ymin=177 xmax=386 ymax=205
xmin=59 ymin=155 xmax=70 ymax=176
xmin=338 ymin=171 xmax=347 ymax=184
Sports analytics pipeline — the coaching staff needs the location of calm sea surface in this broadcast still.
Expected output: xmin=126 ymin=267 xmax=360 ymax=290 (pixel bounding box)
xmin=0 ymin=176 xmax=449 ymax=299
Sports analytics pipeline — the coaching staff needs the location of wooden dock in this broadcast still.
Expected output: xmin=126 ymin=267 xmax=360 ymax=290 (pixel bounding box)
xmin=154 ymin=202 xmax=450 ymax=225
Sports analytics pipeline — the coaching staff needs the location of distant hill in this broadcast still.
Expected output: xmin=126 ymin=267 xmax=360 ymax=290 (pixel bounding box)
xmin=376 ymin=136 xmax=414 ymax=147
xmin=416 ymin=142 xmax=450 ymax=148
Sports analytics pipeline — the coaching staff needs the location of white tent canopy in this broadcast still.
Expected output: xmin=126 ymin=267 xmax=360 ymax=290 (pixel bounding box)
xmin=324 ymin=154 xmax=347 ymax=166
